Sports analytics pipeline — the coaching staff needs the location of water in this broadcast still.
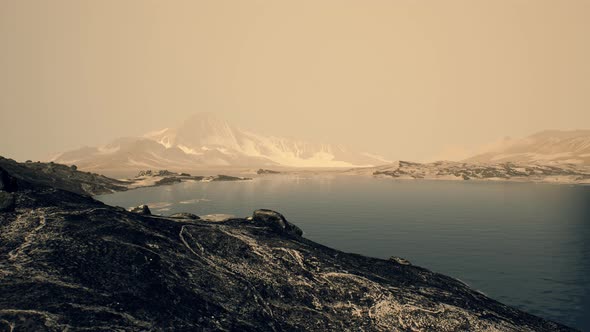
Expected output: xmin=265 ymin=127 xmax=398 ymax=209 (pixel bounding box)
xmin=96 ymin=175 xmax=590 ymax=330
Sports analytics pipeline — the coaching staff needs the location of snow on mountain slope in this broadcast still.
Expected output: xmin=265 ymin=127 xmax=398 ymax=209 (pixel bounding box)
xmin=53 ymin=113 xmax=390 ymax=171
xmin=465 ymin=130 xmax=590 ymax=166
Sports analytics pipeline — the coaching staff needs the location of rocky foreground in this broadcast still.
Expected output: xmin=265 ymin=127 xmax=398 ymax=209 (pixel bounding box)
xmin=0 ymin=157 xmax=250 ymax=196
xmin=0 ymin=167 xmax=577 ymax=331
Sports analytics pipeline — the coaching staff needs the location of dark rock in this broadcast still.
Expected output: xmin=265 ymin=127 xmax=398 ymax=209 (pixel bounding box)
xmin=70 ymin=165 xmax=77 ymax=171
xmin=154 ymin=177 xmax=182 ymax=186
xmin=0 ymin=167 xmax=18 ymax=192
xmin=180 ymin=173 xmax=191 ymax=177
xmin=0 ymin=192 xmax=15 ymax=212
xmin=129 ymin=204 xmax=151 ymax=215
xmin=257 ymin=169 xmax=281 ymax=174
xmin=251 ymin=209 xmax=303 ymax=237
xmin=169 ymin=213 xmax=200 ymax=220
xmin=212 ymin=174 xmax=250 ymax=181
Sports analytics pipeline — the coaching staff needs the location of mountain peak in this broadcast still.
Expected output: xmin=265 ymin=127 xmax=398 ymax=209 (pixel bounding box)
xmin=53 ymin=114 xmax=390 ymax=171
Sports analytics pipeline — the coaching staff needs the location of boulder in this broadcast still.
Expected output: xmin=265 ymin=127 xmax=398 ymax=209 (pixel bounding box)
xmin=129 ymin=205 xmax=151 ymax=215
xmin=389 ymin=256 xmax=411 ymax=265
xmin=252 ymin=209 xmax=303 ymax=237
xmin=0 ymin=191 xmax=15 ymax=212
xmin=0 ymin=167 xmax=18 ymax=192
xmin=169 ymin=213 xmax=200 ymax=220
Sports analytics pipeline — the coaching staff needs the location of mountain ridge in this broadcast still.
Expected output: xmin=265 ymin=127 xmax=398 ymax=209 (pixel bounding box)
xmin=464 ymin=129 xmax=590 ymax=166
xmin=53 ymin=113 xmax=390 ymax=172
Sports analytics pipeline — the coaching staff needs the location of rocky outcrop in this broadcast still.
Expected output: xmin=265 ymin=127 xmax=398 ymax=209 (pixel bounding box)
xmin=211 ymin=174 xmax=250 ymax=181
xmin=251 ymin=209 xmax=303 ymax=237
xmin=168 ymin=212 xmax=200 ymax=220
xmin=389 ymin=256 xmax=412 ymax=265
xmin=0 ymin=167 xmax=18 ymax=192
xmin=0 ymin=156 xmax=128 ymax=196
xmin=0 ymin=192 xmax=15 ymax=212
xmin=257 ymin=168 xmax=281 ymax=174
xmin=136 ymin=169 xmax=177 ymax=177
xmin=129 ymin=169 xmax=250 ymax=189
xmin=0 ymin=168 xmax=577 ymax=331
xmin=0 ymin=167 xmax=18 ymax=212
xmin=129 ymin=204 xmax=151 ymax=215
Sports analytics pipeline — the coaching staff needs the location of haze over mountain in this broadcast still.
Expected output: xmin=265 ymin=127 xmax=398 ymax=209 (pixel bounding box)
xmin=464 ymin=130 xmax=590 ymax=166
xmin=53 ymin=113 xmax=390 ymax=172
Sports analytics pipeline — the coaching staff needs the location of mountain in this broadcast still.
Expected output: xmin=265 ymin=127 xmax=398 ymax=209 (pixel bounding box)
xmin=465 ymin=130 xmax=590 ymax=166
xmin=52 ymin=113 xmax=390 ymax=172
xmin=0 ymin=167 xmax=575 ymax=331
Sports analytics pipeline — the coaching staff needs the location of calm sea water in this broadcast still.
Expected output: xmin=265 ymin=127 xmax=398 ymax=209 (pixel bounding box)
xmin=96 ymin=175 xmax=590 ymax=330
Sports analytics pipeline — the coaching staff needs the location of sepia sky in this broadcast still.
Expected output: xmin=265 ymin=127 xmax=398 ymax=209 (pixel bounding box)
xmin=1 ymin=0 xmax=589 ymax=162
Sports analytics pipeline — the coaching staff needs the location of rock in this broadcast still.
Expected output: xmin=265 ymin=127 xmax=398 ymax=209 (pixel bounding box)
xmin=0 ymin=192 xmax=15 ymax=212
xmin=252 ymin=209 xmax=303 ymax=237
xmin=257 ymin=169 xmax=280 ymax=174
xmin=154 ymin=177 xmax=182 ymax=186
xmin=168 ymin=213 xmax=200 ymax=220
xmin=0 ymin=167 xmax=18 ymax=192
xmin=129 ymin=204 xmax=151 ymax=215
xmin=70 ymin=165 xmax=78 ymax=171
xmin=212 ymin=174 xmax=249 ymax=181
xmin=389 ymin=256 xmax=411 ymax=265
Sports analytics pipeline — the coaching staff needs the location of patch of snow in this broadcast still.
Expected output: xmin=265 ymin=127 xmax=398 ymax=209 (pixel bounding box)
xmin=178 ymin=145 xmax=203 ymax=155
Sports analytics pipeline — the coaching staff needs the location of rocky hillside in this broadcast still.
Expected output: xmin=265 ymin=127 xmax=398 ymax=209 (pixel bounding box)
xmin=0 ymin=168 xmax=576 ymax=331
xmin=0 ymin=156 xmax=128 ymax=196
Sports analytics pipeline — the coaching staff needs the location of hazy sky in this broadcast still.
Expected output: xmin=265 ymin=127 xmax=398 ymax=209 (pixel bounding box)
xmin=1 ymin=0 xmax=589 ymax=162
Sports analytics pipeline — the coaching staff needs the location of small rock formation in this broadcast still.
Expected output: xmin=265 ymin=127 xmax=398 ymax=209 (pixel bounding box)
xmin=251 ymin=209 xmax=303 ymax=237
xmin=154 ymin=177 xmax=182 ymax=186
xmin=129 ymin=204 xmax=151 ymax=215
xmin=0 ymin=192 xmax=15 ymax=212
xmin=389 ymin=256 xmax=411 ymax=265
xmin=168 ymin=213 xmax=200 ymax=220
xmin=257 ymin=169 xmax=281 ymax=174
xmin=0 ymin=167 xmax=18 ymax=192
xmin=212 ymin=174 xmax=250 ymax=181
xmin=136 ymin=170 xmax=176 ymax=177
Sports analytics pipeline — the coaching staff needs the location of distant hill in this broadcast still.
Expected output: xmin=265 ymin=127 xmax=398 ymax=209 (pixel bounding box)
xmin=465 ymin=130 xmax=590 ymax=166
xmin=53 ymin=113 xmax=390 ymax=172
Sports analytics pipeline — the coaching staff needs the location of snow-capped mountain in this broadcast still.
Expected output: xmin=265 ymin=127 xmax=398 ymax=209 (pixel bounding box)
xmin=464 ymin=130 xmax=590 ymax=166
xmin=53 ymin=113 xmax=390 ymax=172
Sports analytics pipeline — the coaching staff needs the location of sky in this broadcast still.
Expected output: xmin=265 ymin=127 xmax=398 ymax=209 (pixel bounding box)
xmin=1 ymin=0 xmax=589 ymax=162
